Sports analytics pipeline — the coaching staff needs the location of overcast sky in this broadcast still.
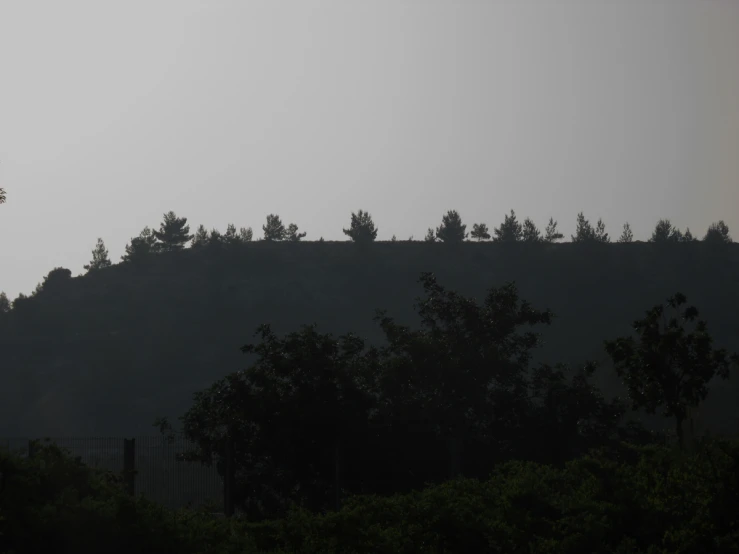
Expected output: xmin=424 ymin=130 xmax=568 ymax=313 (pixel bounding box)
xmin=1 ymin=0 xmax=738 ymax=300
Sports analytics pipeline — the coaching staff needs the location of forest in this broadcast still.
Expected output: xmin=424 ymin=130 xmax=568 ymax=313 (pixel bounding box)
xmin=2 ymin=203 xmax=739 ymax=552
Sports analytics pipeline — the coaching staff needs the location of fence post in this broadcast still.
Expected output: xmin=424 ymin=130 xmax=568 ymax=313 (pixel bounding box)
xmin=123 ymin=438 xmax=136 ymax=496
xmin=223 ymin=433 xmax=235 ymax=517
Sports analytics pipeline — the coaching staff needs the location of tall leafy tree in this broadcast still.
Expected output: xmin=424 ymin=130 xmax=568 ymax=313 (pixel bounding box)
xmin=703 ymin=221 xmax=732 ymax=244
xmin=0 ymin=292 xmax=10 ymax=313
xmin=343 ymin=210 xmax=378 ymax=244
xmin=121 ymin=227 xmax=157 ymax=263
xmin=153 ymin=211 xmax=193 ymax=252
xmin=543 ymin=218 xmax=563 ymax=243
xmin=470 ymin=223 xmax=490 ymax=241
xmin=191 ymin=224 xmax=209 ymax=248
xmin=682 ymin=228 xmax=697 ymax=242
xmin=435 ymin=210 xmax=468 ymax=243
xmin=263 ymin=214 xmax=286 ymax=241
xmin=604 ymin=293 xmax=739 ymax=450
xmin=493 ymin=210 xmax=523 ymax=242
xmin=286 ymin=223 xmax=307 ymax=242
xmin=571 ymin=212 xmax=596 ymax=243
xmin=521 ymin=218 xmax=542 ymax=243
xmin=83 ymin=238 xmax=112 ymax=272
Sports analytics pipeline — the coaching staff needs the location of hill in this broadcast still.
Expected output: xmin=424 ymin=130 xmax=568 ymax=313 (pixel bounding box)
xmin=2 ymin=240 xmax=738 ymax=437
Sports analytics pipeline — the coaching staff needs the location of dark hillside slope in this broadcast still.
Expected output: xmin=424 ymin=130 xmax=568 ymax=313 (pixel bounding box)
xmin=1 ymin=241 xmax=738 ymax=437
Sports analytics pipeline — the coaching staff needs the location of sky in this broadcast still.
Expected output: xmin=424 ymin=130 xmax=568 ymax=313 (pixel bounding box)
xmin=1 ymin=0 xmax=738 ymax=300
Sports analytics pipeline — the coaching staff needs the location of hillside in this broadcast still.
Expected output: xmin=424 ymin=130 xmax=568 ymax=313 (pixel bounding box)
xmin=2 ymin=240 xmax=738 ymax=437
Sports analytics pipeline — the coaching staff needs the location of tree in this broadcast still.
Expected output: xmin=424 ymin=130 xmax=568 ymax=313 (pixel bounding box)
xmin=470 ymin=223 xmax=490 ymax=241
xmin=208 ymin=228 xmax=223 ymax=246
xmin=174 ymin=324 xmax=375 ymax=519
xmin=571 ymin=212 xmax=596 ymax=243
xmin=343 ymin=210 xmax=378 ymax=244
xmin=682 ymin=228 xmax=697 ymax=242
xmin=0 ymin=188 xmax=6 ymax=204
xmin=543 ymin=218 xmax=564 ymax=243
xmin=604 ymin=293 xmax=739 ymax=450
xmin=649 ymin=219 xmax=682 ymax=243
xmin=153 ymin=211 xmax=193 ymax=252
xmin=263 ymin=214 xmax=286 ymax=241
xmin=703 ymin=221 xmax=732 ymax=244
xmin=83 ymin=238 xmax=112 ymax=272
xmin=617 ymin=223 xmax=634 ymax=243
xmin=435 ymin=210 xmax=468 ymax=243
xmin=223 ymin=224 xmax=242 ymax=247
xmin=286 ymin=223 xmax=307 ymax=242
xmin=424 ymin=228 xmax=436 ymax=242
xmin=521 ymin=218 xmax=542 ymax=243
xmin=594 ymin=218 xmax=610 ymax=243
xmin=191 ymin=225 xmax=209 ymax=248
xmin=121 ymin=227 xmax=157 ymax=263
xmin=391 ymin=235 xmax=397 ymax=242
xmin=35 ymin=267 xmax=72 ymax=295
xmin=0 ymin=292 xmax=10 ymax=314
xmin=239 ymin=227 xmax=253 ymax=242
xmin=493 ymin=210 xmax=522 ymax=243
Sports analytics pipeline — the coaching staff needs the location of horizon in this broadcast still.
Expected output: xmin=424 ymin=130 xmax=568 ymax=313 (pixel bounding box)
xmin=2 ymin=0 xmax=738 ymax=300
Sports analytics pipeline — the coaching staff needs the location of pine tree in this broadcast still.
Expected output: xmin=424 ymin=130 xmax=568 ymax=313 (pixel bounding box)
xmin=650 ymin=219 xmax=682 ymax=243
xmin=122 ymin=227 xmax=158 ymax=263
xmin=594 ymin=218 xmax=610 ymax=243
xmin=571 ymin=212 xmax=596 ymax=243
xmin=703 ymin=221 xmax=732 ymax=244
xmin=286 ymin=223 xmax=306 ymax=241
xmin=208 ymin=228 xmax=223 ymax=246
xmin=343 ymin=210 xmax=378 ymax=244
xmin=493 ymin=210 xmax=523 ymax=242
xmin=521 ymin=218 xmax=542 ymax=243
xmin=263 ymin=214 xmax=286 ymax=241
xmin=424 ymin=228 xmax=436 ymax=242
xmin=391 ymin=234 xmax=397 ymax=242
xmin=84 ymin=238 xmax=112 ymax=272
xmin=543 ymin=218 xmax=564 ymax=242
xmin=0 ymin=292 xmax=10 ymax=313
xmin=470 ymin=223 xmax=491 ymax=241
xmin=682 ymin=228 xmax=697 ymax=242
xmin=239 ymin=227 xmax=253 ymax=242
xmin=153 ymin=211 xmax=193 ymax=252
xmin=435 ymin=210 xmax=468 ymax=243
xmin=191 ymin=224 xmax=209 ymax=248
xmin=617 ymin=223 xmax=634 ymax=243
xmin=224 ymin=224 xmax=242 ymax=246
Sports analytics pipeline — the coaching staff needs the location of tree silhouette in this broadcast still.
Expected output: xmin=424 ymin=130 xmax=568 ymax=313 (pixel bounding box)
xmin=649 ymin=219 xmax=683 ymax=243
xmin=493 ymin=211 xmax=523 ymax=243
xmin=263 ymin=214 xmax=286 ymax=241
xmin=121 ymin=227 xmax=157 ymax=263
xmin=424 ymin=228 xmax=436 ymax=242
xmin=703 ymin=221 xmax=732 ymax=244
xmin=604 ymin=293 xmax=739 ymax=450
xmin=682 ymin=228 xmax=697 ymax=242
xmin=594 ymin=218 xmax=610 ymax=243
xmin=435 ymin=210 xmax=468 ymax=243
xmin=153 ymin=211 xmax=193 ymax=252
xmin=343 ymin=210 xmax=378 ymax=244
xmin=571 ymin=213 xmax=596 ymax=243
xmin=0 ymin=292 xmax=10 ymax=314
xmin=543 ymin=218 xmax=564 ymax=243
xmin=191 ymin=225 xmax=209 ymax=248
xmin=286 ymin=223 xmax=307 ymax=242
xmin=521 ymin=218 xmax=542 ymax=243
xmin=617 ymin=223 xmax=634 ymax=243
xmin=470 ymin=223 xmax=490 ymax=241
xmin=239 ymin=227 xmax=253 ymax=242
xmin=83 ymin=238 xmax=112 ymax=272
xmin=0 ymin=188 xmax=6 ymax=204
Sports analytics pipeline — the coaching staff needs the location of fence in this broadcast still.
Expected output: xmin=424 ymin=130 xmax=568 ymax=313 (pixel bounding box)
xmin=1 ymin=436 xmax=224 ymax=512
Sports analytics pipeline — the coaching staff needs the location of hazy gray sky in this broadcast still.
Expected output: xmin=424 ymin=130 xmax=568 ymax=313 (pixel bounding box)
xmin=1 ymin=0 xmax=738 ymax=300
